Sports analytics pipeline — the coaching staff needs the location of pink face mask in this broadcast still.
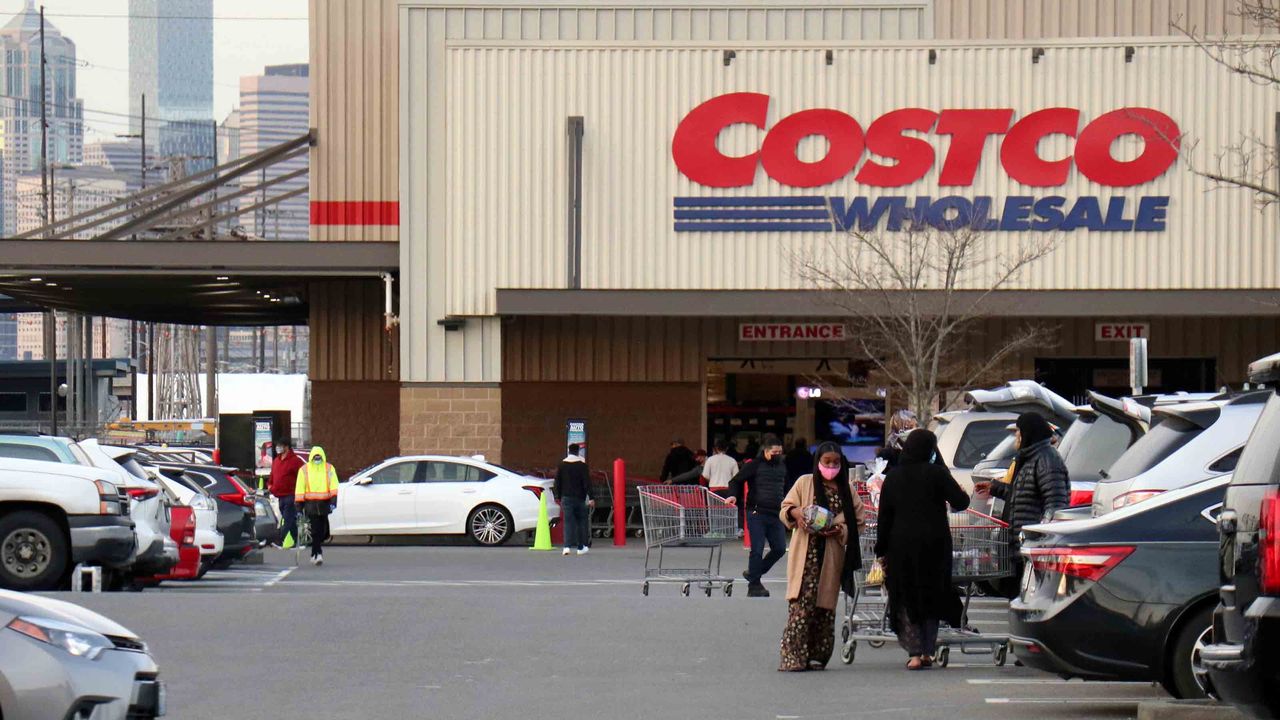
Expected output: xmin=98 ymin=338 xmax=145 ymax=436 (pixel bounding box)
xmin=819 ymin=464 xmax=841 ymax=481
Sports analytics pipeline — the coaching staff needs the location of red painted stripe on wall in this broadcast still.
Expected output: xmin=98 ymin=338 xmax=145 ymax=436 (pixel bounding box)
xmin=310 ymin=201 xmax=400 ymax=226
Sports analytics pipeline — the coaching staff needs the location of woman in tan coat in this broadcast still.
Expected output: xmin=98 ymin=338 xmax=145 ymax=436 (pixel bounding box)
xmin=778 ymin=441 xmax=867 ymax=671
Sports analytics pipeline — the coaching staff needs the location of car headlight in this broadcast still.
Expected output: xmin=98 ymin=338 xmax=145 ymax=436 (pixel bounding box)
xmin=7 ymin=616 xmax=114 ymax=660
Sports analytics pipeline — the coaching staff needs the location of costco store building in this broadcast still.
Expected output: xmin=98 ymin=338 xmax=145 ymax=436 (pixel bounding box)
xmin=308 ymin=1 xmax=1280 ymax=475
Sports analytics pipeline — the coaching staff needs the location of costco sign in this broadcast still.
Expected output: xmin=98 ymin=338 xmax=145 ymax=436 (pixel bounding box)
xmin=671 ymin=93 xmax=1179 ymax=233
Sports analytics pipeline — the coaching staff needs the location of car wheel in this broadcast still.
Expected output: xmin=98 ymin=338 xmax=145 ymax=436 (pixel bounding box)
xmin=467 ymin=504 xmax=513 ymax=546
xmin=0 ymin=511 xmax=68 ymax=591
xmin=1162 ymin=605 xmax=1215 ymax=699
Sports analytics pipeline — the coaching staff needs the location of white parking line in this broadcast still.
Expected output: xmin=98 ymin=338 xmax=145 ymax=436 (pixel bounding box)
xmin=985 ymin=698 xmax=1143 ymax=705
xmin=264 ymin=568 xmax=295 ymax=587
xmin=967 ymin=679 xmax=1138 ymax=685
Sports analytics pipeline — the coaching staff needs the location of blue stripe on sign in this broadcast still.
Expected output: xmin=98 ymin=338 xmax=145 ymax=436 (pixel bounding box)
xmin=673 ymin=196 xmax=827 ymax=207
xmin=674 ymin=221 xmax=834 ymax=232
xmin=674 ymin=209 xmax=831 ymax=220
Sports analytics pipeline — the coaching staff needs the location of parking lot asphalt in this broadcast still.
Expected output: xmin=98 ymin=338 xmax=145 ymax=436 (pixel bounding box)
xmin=48 ymin=542 xmax=1168 ymax=720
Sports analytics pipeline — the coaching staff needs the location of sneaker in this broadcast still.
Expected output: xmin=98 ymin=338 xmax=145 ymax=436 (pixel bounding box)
xmin=577 ymin=547 xmax=589 ymax=555
xmin=747 ymin=582 xmax=770 ymax=598
xmin=309 ymin=555 xmax=318 ymax=566
xmin=562 ymin=548 xmax=572 ymax=556
xmin=315 ymin=554 xmax=323 ymax=566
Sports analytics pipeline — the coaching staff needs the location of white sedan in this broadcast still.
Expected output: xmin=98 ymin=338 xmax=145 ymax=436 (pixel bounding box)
xmin=331 ymin=456 xmax=560 ymax=546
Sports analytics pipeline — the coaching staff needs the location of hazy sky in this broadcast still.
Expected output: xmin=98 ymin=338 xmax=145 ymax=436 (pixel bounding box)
xmin=5 ymin=0 xmax=309 ymax=142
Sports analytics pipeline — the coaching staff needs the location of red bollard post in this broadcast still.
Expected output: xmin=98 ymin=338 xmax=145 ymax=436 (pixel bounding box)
xmin=613 ymin=458 xmax=626 ymax=547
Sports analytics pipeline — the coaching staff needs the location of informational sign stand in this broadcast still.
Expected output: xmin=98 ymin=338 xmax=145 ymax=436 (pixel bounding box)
xmin=567 ymin=419 xmax=587 ymax=459
xmin=253 ymin=416 xmax=274 ymax=489
xmin=1130 ymin=338 xmax=1149 ymax=396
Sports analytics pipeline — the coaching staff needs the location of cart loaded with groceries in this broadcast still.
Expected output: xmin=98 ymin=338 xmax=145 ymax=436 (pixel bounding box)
xmin=840 ymin=463 xmax=1015 ymax=666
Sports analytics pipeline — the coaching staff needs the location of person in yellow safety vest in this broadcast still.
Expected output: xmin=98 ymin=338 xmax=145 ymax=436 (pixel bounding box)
xmin=294 ymin=446 xmax=339 ymax=566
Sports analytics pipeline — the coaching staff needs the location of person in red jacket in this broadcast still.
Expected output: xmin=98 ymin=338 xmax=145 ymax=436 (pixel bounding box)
xmin=268 ymin=438 xmax=305 ymax=548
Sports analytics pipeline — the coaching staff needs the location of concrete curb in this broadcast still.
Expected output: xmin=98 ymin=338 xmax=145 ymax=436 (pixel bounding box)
xmin=1137 ymin=700 xmax=1246 ymax=720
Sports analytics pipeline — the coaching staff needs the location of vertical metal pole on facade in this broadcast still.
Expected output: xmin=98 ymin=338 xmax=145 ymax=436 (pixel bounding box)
xmin=46 ymin=310 xmax=57 ymax=434
xmin=84 ymin=317 xmax=93 ymax=428
xmin=566 ymin=117 xmax=584 ymax=290
xmin=147 ymin=323 xmax=155 ymax=421
xmin=64 ymin=314 xmax=74 ymax=429
xmin=129 ymin=320 xmax=137 ymax=420
xmin=209 ymin=120 xmax=218 ymax=239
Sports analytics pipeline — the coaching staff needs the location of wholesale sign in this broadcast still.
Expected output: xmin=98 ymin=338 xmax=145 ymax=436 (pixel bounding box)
xmin=672 ymin=93 xmax=1178 ymax=233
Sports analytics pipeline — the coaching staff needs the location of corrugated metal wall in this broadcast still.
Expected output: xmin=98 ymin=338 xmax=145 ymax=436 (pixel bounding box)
xmin=309 ymin=280 xmax=401 ymax=381
xmin=403 ymin=1 xmax=930 ymax=383
xmin=441 ymin=41 xmax=1279 ymax=318
xmin=310 ymin=0 xmax=399 ymax=242
xmin=504 ymin=315 xmax=1280 ymax=385
xmin=933 ymin=0 xmax=1250 ymax=39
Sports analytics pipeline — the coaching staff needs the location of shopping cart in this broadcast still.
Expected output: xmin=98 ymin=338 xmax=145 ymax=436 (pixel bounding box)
xmin=840 ymin=507 xmax=1014 ymax=666
xmin=638 ymin=485 xmax=738 ymax=597
xmin=591 ymin=471 xmax=658 ymax=539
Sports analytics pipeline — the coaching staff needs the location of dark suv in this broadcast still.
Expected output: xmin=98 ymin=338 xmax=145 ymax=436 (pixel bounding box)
xmin=1203 ymin=352 xmax=1280 ymax=718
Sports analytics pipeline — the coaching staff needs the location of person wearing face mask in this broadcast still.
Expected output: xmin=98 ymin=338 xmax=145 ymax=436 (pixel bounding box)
xmin=975 ymin=412 xmax=1069 ymax=539
xmin=726 ymin=434 xmax=789 ymax=597
xmin=777 ymin=441 xmax=866 ymax=671
xmin=874 ymin=429 xmax=970 ymax=670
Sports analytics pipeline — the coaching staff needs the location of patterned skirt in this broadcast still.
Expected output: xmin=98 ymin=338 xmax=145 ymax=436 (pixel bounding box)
xmin=779 ymin=531 xmax=836 ymax=670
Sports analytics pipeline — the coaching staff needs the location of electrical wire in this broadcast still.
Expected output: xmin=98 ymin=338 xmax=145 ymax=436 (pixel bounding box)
xmin=43 ymin=13 xmax=307 ymax=21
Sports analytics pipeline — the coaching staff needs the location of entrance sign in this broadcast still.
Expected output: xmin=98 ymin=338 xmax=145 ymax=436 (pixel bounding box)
xmin=739 ymin=323 xmax=847 ymax=341
xmin=1096 ymin=323 xmax=1150 ymax=341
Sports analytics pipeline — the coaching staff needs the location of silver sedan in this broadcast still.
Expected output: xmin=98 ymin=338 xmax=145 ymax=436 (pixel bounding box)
xmin=0 ymin=589 xmax=164 ymax=719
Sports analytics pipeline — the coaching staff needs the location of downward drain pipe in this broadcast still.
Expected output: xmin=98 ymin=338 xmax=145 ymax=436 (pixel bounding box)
xmin=382 ymin=272 xmax=400 ymax=332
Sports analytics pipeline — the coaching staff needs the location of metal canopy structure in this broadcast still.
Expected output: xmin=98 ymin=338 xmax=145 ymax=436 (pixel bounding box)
xmin=0 ymin=132 xmax=398 ymax=325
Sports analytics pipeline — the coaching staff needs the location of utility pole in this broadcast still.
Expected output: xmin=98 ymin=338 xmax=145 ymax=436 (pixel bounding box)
xmin=205 ymin=326 xmax=217 ymax=419
xmin=38 ymin=5 xmax=49 ymax=228
xmin=140 ymin=94 xmax=147 ymax=191
xmin=46 ymin=311 xmax=57 ymax=434
xmin=147 ymin=323 xmax=155 ymax=420
xmin=209 ymin=120 xmax=218 ymax=240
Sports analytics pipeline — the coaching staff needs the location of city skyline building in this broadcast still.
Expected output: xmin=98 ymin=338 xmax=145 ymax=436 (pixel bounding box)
xmin=128 ymin=0 xmax=214 ymax=166
xmin=14 ymin=166 xmax=128 ymax=236
xmin=0 ymin=0 xmax=83 ymax=235
xmin=236 ymin=63 xmax=308 ymax=240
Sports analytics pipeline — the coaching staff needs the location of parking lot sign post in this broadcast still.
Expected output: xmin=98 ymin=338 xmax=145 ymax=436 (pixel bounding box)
xmin=1130 ymin=337 xmax=1149 ymax=395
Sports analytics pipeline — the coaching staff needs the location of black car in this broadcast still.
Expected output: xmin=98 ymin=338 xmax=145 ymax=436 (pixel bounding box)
xmin=1203 ymin=352 xmax=1280 ymax=718
xmin=155 ymin=464 xmax=257 ymax=568
xmin=1009 ymin=474 xmax=1229 ymax=699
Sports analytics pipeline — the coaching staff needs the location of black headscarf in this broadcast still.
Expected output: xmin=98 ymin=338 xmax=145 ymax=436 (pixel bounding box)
xmin=1016 ymin=412 xmax=1054 ymax=448
xmin=812 ymin=441 xmax=863 ymax=588
xmin=899 ymin=428 xmax=939 ymax=465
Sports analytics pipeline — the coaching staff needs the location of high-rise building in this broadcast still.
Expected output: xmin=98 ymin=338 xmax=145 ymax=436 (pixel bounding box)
xmin=217 ymin=109 xmax=240 ymax=166
xmin=83 ymin=139 xmax=153 ymax=191
xmin=236 ymin=64 xmax=309 ymax=240
xmin=128 ymin=0 xmax=213 ymax=166
xmin=16 ymin=313 xmax=131 ymax=361
xmin=14 ymin=167 xmax=128 ymax=236
xmin=0 ymin=314 xmax=15 ymax=360
xmin=0 ymin=0 xmax=83 ymax=235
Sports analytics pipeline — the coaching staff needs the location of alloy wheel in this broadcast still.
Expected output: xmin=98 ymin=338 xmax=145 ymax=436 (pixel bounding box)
xmin=1191 ymin=625 xmax=1213 ymax=696
xmin=2 ymin=528 xmax=53 ymax=579
xmin=471 ymin=507 xmax=509 ymax=545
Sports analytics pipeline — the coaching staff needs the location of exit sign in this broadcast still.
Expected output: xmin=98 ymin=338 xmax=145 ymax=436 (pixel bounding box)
xmin=1095 ymin=322 xmax=1150 ymax=341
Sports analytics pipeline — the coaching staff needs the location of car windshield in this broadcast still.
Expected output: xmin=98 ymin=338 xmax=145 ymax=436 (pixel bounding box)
xmin=1060 ymin=412 xmax=1136 ymax=484
xmin=1232 ymin=393 xmax=1280 ymax=486
xmin=1104 ymin=415 xmax=1203 ymax=483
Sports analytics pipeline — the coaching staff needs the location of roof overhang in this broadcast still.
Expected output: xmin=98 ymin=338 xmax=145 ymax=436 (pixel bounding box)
xmin=495 ymin=289 xmax=1280 ymax=318
xmin=0 ymin=240 xmax=398 ymax=325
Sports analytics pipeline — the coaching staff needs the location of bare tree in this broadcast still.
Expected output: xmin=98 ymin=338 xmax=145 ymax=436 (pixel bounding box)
xmin=795 ymin=218 xmax=1057 ymax=423
xmin=1175 ymin=2 xmax=1280 ymax=206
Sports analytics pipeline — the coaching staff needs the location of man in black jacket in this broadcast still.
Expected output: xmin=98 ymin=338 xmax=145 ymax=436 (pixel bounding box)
xmin=660 ymin=439 xmax=698 ymax=484
xmin=727 ymin=434 xmax=788 ymax=597
xmin=554 ymin=443 xmax=594 ymax=556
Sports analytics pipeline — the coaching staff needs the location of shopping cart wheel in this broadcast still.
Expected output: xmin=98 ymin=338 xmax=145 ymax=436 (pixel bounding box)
xmin=705 ymin=585 xmax=713 ymax=597
xmin=936 ymin=647 xmax=950 ymax=668
xmin=869 ymin=640 xmax=885 ymax=649
xmin=642 ymin=582 xmax=649 ymax=596
xmin=840 ymin=625 xmax=856 ymax=664
xmin=634 ymin=529 xmax=644 ymax=538
xmin=993 ymin=643 xmax=1008 ymax=667
xmin=724 ymin=582 xmax=732 ymax=597
xmin=681 ymin=583 xmax=690 ymax=596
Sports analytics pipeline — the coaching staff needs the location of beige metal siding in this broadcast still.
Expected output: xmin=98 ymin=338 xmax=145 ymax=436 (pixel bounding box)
xmin=403 ymin=1 xmax=930 ymax=383
xmin=441 ymin=41 xmax=1279 ymax=318
xmin=310 ymin=0 xmax=399 ymax=242
xmin=934 ymin=0 xmax=1250 ymax=40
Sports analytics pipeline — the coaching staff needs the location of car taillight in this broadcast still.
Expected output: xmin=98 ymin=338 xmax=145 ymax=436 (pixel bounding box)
xmin=127 ymin=487 xmax=160 ymax=501
xmin=1261 ymin=491 xmax=1280 ymax=595
xmin=1027 ymin=546 xmax=1135 ymax=582
xmin=183 ymin=513 xmax=196 ymax=546
xmin=217 ymin=492 xmax=254 ymax=508
xmin=1113 ymin=490 xmax=1162 ymax=510
xmin=522 ymin=485 xmax=544 ymax=499
xmin=1068 ymin=489 xmax=1093 ymax=507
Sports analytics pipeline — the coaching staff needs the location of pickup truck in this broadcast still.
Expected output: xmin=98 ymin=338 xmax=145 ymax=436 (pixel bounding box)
xmin=0 ymin=458 xmax=135 ymax=591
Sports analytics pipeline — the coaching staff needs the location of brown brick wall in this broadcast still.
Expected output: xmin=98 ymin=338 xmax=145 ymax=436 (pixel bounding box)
xmin=311 ymin=380 xmax=400 ymax=477
xmin=400 ymin=386 xmax=502 ymax=461
xmin=501 ymin=382 xmax=702 ymax=479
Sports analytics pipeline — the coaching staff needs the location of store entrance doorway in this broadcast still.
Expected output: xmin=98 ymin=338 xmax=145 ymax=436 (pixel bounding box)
xmin=705 ymin=359 xmax=886 ymax=463
xmin=1034 ymin=357 xmax=1218 ymax=403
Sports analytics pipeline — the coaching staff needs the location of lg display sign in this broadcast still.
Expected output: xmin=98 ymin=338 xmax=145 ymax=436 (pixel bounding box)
xmin=672 ymin=92 xmax=1179 ymax=233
